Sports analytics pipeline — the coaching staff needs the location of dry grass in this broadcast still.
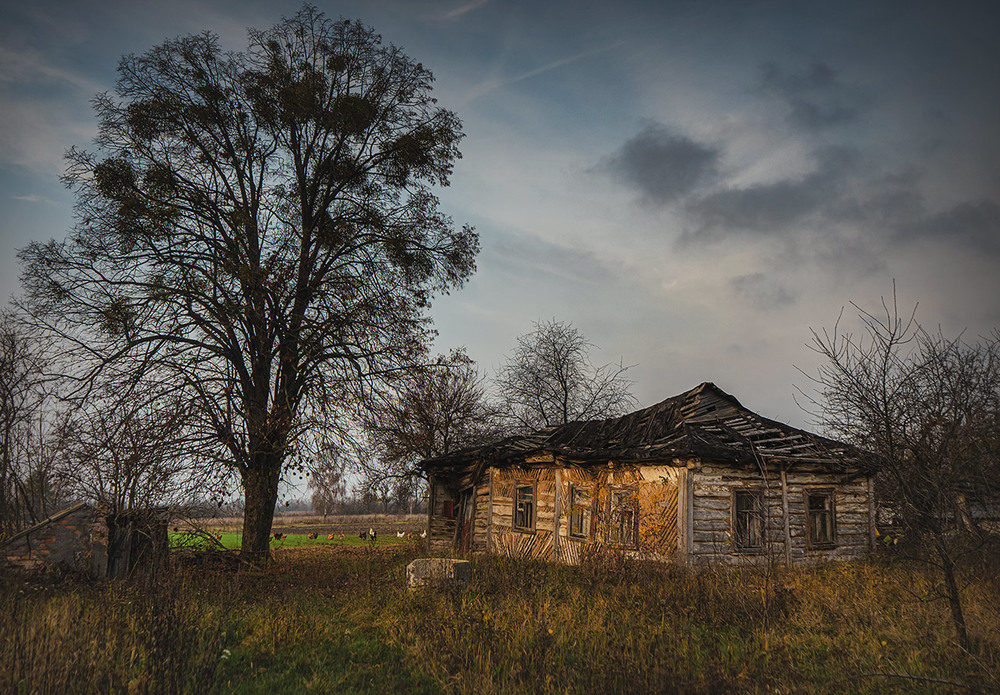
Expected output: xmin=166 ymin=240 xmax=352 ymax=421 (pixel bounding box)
xmin=2 ymin=545 xmax=998 ymax=694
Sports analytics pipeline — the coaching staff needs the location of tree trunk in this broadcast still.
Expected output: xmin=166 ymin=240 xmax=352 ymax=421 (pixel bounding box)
xmin=241 ymin=458 xmax=281 ymax=561
xmin=936 ymin=540 xmax=971 ymax=651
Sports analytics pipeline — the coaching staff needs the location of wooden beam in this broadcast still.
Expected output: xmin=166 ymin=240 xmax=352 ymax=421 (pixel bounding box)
xmin=553 ymin=467 xmax=561 ymax=562
xmin=487 ymin=467 xmax=494 ymax=554
xmin=780 ymin=469 xmax=791 ymax=568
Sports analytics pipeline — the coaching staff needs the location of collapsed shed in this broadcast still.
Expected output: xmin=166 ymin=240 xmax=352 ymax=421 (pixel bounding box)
xmin=2 ymin=502 xmax=167 ymax=578
xmin=420 ymin=382 xmax=877 ymax=565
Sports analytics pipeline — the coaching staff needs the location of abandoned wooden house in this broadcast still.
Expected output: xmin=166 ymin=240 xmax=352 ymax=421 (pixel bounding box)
xmin=420 ymin=383 xmax=877 ymax=565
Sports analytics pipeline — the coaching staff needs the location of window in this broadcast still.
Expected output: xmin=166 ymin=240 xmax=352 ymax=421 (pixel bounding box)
xmin=569 ymin=485 xmax=592 ymax=538
xmin=609 ymin=487 xmax=638 ymax=547
xmin=806 ymin=490 xmax=836 ymax=548
xmin=514 ymin=483 xmax=535 ymax=531
xmin=733 ymin=489 xmax=764 ymax=551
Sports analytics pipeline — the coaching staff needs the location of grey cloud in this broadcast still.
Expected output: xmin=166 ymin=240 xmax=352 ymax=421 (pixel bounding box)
xmin=599 ymin=124 xmax=719 ymax=207
xmin=817 ymin=168 xmax=926 ymax=232
xmin=729 ymin=273 xmax=796 ymax=310
xmin=760 ymin=61 xmax=859 ymax=131
xmin=681 ymin=147 xmax=859 ymax=243
xmin=905 ymin=199 xmax=1000 ymax=256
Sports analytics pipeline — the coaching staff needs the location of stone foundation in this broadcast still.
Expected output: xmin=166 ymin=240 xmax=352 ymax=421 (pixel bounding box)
xmin=406 ymin=558 xmax=471 ymax=590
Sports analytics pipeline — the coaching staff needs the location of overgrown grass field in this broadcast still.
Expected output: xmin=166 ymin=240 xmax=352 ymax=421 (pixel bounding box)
xmin=3 ymin=545 xmax=999 ymax=693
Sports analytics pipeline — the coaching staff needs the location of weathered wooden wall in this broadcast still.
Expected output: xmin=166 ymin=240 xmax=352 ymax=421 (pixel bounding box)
xmin=471 ymin=472 xmax=491 ymax=553
xmin=554 ymin=466 xmax=604 ymax=565
xmin=489 ymin=466 xmax=557 ymax=559
xmin=485 ymin=464 xmax=682 ymax=564
xmin=636 ymin=466 xmax=680 ymax=560
xmin=689 ymin=461 xmax=872 ymax=564
xmin=690 ymin=462 xmax=785 ymax=562
xmin=429 ymin=457 xmax=872 ymax=566
xmin=427 ymin=475 xmax=458 ymax=554
xmin=784 ymin=465 xmax=871 ymax=562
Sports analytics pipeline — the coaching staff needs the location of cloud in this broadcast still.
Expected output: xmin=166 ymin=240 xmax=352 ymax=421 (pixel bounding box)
xmin=729 ymin=273 xmax=796 ymax=310
xmin=0 ymin=46 xmax=103 ymax=93
xmin=441 ymin=0 xmax=489 ymax=20
xmin=598 ymin=124 xmax=720 ymax=207
xmin=465 ymin=40 xmax=627 ymax=102
xmin=904 ymin=199 xmax=1000 ymax=256
xmin=681 ymin=147 xmax=858 ymax=243
xmin=759 ymin=61 xmax=860 ymax=131
xmin=13 ymin=194 xmax=58 ymax=205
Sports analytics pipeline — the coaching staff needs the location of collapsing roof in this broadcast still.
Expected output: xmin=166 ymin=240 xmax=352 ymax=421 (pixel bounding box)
xmin=422 ymin=382 xmax=869 ymax=471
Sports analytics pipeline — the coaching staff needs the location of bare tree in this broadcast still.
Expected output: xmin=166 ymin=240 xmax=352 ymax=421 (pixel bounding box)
xmin=362 ymin=348 xmax=498 ymax=507
xmin=307 ymin=445 xmax=347 ymax=520
xmin=17 ymin=7 xmax=476 ymax=559
xmin=0 ymin=313 xmax=67 ymax=533
xmin=804 ymin=293 xmax=1000 ymax=650
xmin=495 ymin=320 xmax=637 ymax=433
xmin=366 ymin=349 xmax=499 ymax=461
xmin=53 ymin=378 xmax=199 ymax=514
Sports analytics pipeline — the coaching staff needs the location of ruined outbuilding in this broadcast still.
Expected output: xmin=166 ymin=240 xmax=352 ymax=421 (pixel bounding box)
xmin=421 ymin=383 xmax=877 ymax=566
xmin=2 ymin=503 xmax=167 ymax=578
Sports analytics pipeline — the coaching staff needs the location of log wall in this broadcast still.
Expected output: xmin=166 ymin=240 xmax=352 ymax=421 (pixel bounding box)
xmin=428 ymin=457 xmax=873 ymax=566
xmin=487 ymin=464 xmax=681 ymax=564
xmin=427 ymin=474 xmax=458 ymax=554
xmin=689 ymin=461 xmax=872 ymax=564
xmin=489 ymin=466 xmax=557 ymax=560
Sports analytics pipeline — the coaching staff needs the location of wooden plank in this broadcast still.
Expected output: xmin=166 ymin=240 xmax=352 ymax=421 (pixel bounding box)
xmin=427 ymin=472 xmax=434 ymax=541
xmin=686 ymin=467 xmax=695 ymax=558
xmin=676 ymin=467 xmax=688 ymax=561
xmin=553 ymin=468 xmax=561 ymax=561
xmin=781 ymin=469 xmax=791 ymax=568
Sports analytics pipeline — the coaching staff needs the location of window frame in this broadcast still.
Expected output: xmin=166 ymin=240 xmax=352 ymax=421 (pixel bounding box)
xmin=513 ymin=481 xmax=536 ymax=533
xmin=568 ymin=483 xmax=593 ymax=539
xmin=607 ymin=485 xmax=639 ymax=548
xmin=804 ymin=488 xmax=837 ymax=550
xmin=732 ymin=488 xmax=765 ymax=553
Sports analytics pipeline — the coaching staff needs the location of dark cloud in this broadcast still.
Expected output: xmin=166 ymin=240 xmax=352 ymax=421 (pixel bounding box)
xmin=760 ymin=61 xmax=860 ymax=130
xmin=904 ymin=199 xmax=1000 ymax=256
xmin=599 ymin=124 xmax=719 ymax=206
xmin=681 ymin=147 xmax=859 ymax=243
xmin=729 ymin=273 xmax=796 ymax=310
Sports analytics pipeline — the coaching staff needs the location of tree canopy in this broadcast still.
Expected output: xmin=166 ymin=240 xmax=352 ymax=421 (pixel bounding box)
xmin=18 ymin=6 xmax=477 ymax=558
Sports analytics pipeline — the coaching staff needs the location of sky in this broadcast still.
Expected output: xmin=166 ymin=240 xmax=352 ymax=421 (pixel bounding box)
xmin=2 ymin=0 xmax=998 ymax=432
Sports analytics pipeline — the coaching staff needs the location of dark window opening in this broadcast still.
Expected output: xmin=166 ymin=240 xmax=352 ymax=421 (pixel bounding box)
xmin=806 ymin=490 xmax=836 ymax=548
xmin=569 ymin=485 xmax=592 ymax=538
xmin=733 ymin=489 xmax=764 ymax=551
xmin=514 ymin=484 xmax=535 ymax=531
xmin=609 ymin=487 xmax=638 ymax=547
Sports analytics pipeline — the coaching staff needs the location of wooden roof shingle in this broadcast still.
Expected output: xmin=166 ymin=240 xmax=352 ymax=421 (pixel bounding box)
xmin=421 ymin=382 xmax=870 ymax=472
